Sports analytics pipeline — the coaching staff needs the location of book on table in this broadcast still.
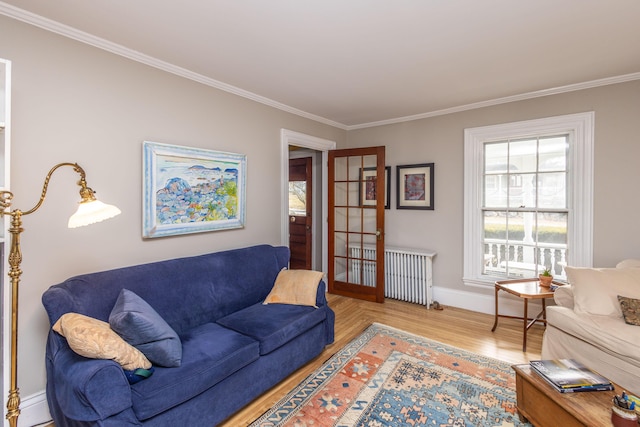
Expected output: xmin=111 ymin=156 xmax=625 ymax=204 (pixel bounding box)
xmin=529 ymin=359 xmax=614 ymax=393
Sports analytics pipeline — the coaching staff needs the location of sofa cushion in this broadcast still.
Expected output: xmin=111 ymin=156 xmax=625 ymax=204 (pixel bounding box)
xmin=216 ymin=302 xmax=327 ymax=355
xmin=53 ymin=313 xmax=151 ymax=370
xmin=547 ymin=306 xmax=640 ymax=366
xmin=264 ymin=269 xmax=324 ymax=307
xmin=565 ymin=266 xmax=640 ymax=317
xmin=109 ymin=289 xmax=182 ymax=367
xmin=130 ymin=323 xmax=259 ymax=420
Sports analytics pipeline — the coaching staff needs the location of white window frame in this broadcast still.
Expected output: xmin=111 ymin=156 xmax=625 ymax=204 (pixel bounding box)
xmin=463 ymin=112 xmax=594 ymax=287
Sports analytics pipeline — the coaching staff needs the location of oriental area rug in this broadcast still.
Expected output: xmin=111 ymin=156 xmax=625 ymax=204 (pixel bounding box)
xmin=250 ymin=323 xmax=530 ymax=427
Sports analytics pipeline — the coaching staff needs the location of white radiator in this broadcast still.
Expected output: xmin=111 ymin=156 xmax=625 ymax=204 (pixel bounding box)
xmin=350 ymin=245 xmax=436 ymax=307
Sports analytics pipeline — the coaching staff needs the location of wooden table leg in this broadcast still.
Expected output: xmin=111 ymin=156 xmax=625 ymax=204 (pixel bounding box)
xmin=491 ymin=285 xmax=499 ymax=332
xmin=522 ymin=297 xmax=528 ymax=352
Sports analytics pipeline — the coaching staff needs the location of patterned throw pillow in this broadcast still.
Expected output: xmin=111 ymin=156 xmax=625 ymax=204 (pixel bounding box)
xmin=618 ymin=295 xmax=640 ymax=326
xmin=53 ymin=312 xmax=151 ymax=370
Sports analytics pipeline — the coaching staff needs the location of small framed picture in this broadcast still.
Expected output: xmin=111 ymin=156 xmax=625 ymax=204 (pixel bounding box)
xmin=360 ymin=166 xmax=391 ymax=209
xmin=396 ymin=163 xmax=434 ymax=210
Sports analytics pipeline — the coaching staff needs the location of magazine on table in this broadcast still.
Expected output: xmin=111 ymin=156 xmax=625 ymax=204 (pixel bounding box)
xmin=529 ymin=359 xmax=614 ymax=393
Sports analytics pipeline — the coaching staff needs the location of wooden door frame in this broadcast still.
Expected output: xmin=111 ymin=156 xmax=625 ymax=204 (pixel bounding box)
xmin=280 ymin=129 xmax=336 ymax=275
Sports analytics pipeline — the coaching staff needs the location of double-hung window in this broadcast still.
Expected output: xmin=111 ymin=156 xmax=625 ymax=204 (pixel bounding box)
xmin=463 ymin=113 xmax=594 ymax=286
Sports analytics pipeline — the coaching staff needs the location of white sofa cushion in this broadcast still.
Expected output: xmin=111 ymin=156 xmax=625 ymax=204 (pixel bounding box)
xmin=565 ymin=266 xmax=640 ymax=317
xmin=546 ymin=306 xmax=640 ymax=368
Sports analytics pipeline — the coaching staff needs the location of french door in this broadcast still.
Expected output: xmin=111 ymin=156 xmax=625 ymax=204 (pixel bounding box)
xmin=328 ymin=147 xmax=385 ymax=302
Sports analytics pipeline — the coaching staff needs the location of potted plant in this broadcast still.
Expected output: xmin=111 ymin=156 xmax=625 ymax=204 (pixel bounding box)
xmin=539 ymin=268 xmax=553 ymax=287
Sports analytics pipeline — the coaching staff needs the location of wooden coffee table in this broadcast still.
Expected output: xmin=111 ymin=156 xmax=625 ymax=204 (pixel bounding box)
xmin=512 ymin=364 xmax=618 ymax=426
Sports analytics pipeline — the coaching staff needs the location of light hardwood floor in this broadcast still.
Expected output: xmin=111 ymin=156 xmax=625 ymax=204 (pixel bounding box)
xmin=46 ymin=294 xmax=544 ymax=427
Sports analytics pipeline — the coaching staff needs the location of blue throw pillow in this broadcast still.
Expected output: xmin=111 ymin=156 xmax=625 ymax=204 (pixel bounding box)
xmin=109 ymin=289 xmax=182 ymax=367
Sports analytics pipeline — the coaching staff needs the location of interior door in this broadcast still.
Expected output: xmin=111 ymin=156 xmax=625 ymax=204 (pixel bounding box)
xmin=288 ymin=157 xmax=312 ymax=269
xmin=328 ymin=147 xmax=385 ymax=302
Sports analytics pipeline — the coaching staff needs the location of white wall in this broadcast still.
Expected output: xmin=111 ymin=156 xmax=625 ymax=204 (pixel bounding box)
xmin=346 ymin=80 xmax=640 ymax=308
xmin=0 ymin=15 xmax=345 ymax=404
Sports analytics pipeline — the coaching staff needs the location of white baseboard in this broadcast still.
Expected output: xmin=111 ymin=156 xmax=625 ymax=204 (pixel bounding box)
xmin=432 ymin=285 xmax=545 ymax=318
xmin=14 ymin=391 xmax=51 ymax=427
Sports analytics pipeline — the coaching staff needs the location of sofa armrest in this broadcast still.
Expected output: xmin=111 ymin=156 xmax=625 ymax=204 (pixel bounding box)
xmin=553 ymin=285 xmax=574 ymax=309
xmin=315 ymin=279 xmax=329 ymax=307
xmin=46 ymin=331 xmax=135 ymax=422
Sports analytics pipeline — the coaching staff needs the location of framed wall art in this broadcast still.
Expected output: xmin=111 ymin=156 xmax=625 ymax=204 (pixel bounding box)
xmin=360 ymin=166 xmax=391 ymax=209
xmin=142 ymin=141 xmax=246 ymax=238
xmin=396 ymin=163 xmax=434 ymax=210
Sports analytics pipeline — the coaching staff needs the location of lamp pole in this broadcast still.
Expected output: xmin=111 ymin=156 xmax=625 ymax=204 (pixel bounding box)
xmin=4 ymin=207 xmax=22 ymax=427
xmin=0 ymin=163 xmax=120 ymax=427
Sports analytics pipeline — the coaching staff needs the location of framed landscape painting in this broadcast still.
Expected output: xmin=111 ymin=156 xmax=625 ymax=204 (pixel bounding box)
xmin=396 ymin=163 xmax=434 ymax=210
xmin=142 ymin=141 xmax=246 ymax=238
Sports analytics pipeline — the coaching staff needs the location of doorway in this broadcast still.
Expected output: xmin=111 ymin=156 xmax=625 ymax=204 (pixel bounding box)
xmin=280 ymin=130 xmax=336 ymax=274
xmin=288 ymin=157 xmax=312 ymax=269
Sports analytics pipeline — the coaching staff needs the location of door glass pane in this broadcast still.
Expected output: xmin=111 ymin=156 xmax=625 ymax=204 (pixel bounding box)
xmin=334 ymin=257 xmax=347 ymax=282
xmin=348 ymin=156 xmax=362 ymax=180
xmin=334 ymin=182 xmax=348 ymax=206
xmin=362 ymin=155 xmax=377 ymax=169
xmin=334 ymin=157 xmax=348 ymax=181
xmin=334 ymin=208 xmax=347 ymax=232
xmin=347 ymin=181 xmax=359 ymax=207
xmin=334 ymin=232 xmax=347 ymax=257
xmin=288 ymin=181 xmax=306 ymax=216
xmin=347 ymin=208 xmax=362 ymax=232
xmin=362 ymin=208 xmax=377 ymax=233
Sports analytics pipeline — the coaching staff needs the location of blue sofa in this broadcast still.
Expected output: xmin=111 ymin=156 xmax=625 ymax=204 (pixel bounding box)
xmin=42 ymin=244 xmax=335 ymax=426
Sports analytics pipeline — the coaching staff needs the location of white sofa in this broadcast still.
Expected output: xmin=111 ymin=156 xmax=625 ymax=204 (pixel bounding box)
xmin=542 ymin=259 xmax=640 ymax=393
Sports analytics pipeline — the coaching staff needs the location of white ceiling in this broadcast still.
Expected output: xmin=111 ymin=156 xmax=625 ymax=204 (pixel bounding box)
xmin=2 ymin=1 xmax=640 ymax=129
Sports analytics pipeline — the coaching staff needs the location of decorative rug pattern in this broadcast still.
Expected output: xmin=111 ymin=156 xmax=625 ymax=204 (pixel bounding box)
xmin=250 ymin=323 xmax=530 ymax=427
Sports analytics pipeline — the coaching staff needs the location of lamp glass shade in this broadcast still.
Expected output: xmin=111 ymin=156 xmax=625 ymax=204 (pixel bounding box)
xmin=68 ymin=199 xmax=121 ymax=228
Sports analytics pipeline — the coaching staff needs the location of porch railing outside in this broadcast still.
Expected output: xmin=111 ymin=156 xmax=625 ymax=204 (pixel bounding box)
xmin=484 ymin=238 xmax=567 ymax=279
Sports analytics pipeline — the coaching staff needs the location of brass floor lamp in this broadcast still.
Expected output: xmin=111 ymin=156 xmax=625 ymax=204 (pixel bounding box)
xmin=0 ymin=162 xmax=121 ymax=427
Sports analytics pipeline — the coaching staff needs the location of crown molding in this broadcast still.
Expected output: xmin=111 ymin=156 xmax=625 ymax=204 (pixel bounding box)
xmin=346 ymin=72 xmax=640 ymax=130
xmin=0 ymin=2 xmax=348 ymax=130
xmin=2 ymin=2 xmax=639 ymax=132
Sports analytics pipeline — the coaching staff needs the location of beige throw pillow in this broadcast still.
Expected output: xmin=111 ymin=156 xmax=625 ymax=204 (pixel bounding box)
xmin=264 ymin=269 xmax=324 ymax=308
xmin=565 ymin=266 xmax=640 ymax=317
xmin=53 ymin=313 xmax=151 ymax=370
